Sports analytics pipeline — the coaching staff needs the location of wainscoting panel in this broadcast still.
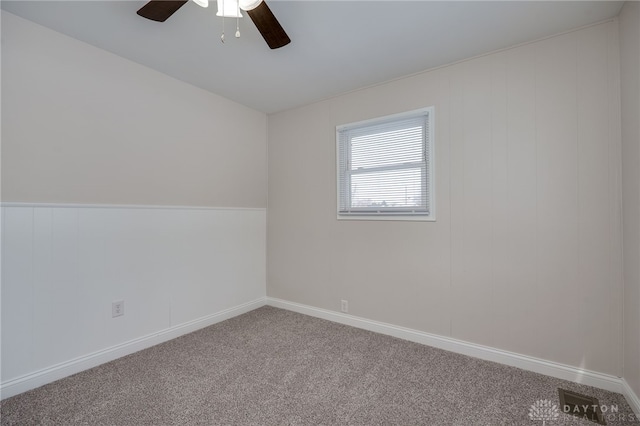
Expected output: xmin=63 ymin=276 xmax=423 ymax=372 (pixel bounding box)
xmin=1 ymin=204 xmax=266 ymax=396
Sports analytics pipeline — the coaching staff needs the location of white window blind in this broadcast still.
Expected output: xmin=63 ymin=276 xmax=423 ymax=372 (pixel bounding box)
xmin=337 ymin=107 xmax=434 ymax=219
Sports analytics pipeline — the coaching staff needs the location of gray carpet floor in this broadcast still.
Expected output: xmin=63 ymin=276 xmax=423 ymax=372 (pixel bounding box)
xmin=1 ymin=306 xmax=638 ymax=425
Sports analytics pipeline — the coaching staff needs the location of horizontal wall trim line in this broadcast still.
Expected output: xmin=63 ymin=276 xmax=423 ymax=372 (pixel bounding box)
xmin=0 ymin=298 xmax=267 ymax=400
xmin=0 ymin=202 xmax=266 ymax=211
xmin=266 ymin=297 xmax=630 ymax=398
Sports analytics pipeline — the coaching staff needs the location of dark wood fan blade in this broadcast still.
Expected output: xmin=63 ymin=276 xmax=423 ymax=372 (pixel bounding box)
xmin=137 ymin=0 xmax=188 ymax=22
xmin=246 ymin=1 xmax=290 ymax=49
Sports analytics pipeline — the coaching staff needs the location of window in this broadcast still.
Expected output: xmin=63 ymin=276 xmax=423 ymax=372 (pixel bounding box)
xmin=336 ymin=107 xmax=434 ymax=220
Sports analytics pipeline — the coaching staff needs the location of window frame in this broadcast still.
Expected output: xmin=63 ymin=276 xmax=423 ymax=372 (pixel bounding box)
xmin=336 ymin=106 xmax=435 ymax=222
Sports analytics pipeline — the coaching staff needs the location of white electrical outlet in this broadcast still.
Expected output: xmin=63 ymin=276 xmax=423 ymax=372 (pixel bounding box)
xmin=112 ymin=300 xmax=124 ymax=318
xmin=341 ymin=299 xmax=348 ymax=313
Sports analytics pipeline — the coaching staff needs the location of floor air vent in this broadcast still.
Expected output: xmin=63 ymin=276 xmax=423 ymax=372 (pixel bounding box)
xmin=558 ymin=388 xmax=606 ymax=425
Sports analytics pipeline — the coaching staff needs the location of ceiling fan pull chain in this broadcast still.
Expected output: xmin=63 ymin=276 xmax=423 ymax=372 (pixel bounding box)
xmin=219 ymin=0 xmax=225 ymax=42
xmin=235 ymin=0 xmax=241 ymax=38
xmin=235 ymin=18 xmax=240 ymax=37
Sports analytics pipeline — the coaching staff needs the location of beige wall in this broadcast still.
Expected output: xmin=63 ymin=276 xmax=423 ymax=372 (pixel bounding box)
xmin=2 ymin=4 xmax=633 ymax=392
xmin=620 ymin=1 xmax=640 ymax=397
xmin=1 ymin=12 xmax=267 ymax=207
xmin=267 ymin=21 xmax=623 ymax=376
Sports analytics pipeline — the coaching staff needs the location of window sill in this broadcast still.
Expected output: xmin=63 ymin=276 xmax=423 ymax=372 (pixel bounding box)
xmin=337 ymin=215 xmax=436 ymax=222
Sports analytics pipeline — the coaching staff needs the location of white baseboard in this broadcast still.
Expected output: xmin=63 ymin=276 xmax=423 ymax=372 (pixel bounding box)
xmin=266 ymin=297 xmax=625 ymax=395
xmin=622 ymin=379 xmax=640 ymax=417
xmin=0 ymin=298 xmax=267 ymax=400
xmin=5 ymin=295 xmax=639 ymax=417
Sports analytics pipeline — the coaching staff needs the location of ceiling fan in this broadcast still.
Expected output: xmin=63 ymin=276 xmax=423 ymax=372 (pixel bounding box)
xmin=136 ymin=0 xmax=290 ymax=49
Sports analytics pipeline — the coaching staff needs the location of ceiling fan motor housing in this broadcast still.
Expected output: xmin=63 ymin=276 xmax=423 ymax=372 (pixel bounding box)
xmin=239 ymin=0 xmax=262 ymax=11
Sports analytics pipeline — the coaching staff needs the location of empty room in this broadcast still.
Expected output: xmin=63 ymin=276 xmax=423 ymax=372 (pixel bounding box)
xmin=1 ymin=0 xmax=639 ymax=424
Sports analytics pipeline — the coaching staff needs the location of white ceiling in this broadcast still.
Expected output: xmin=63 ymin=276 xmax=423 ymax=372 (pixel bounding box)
xmin=1 ymin=1 xmax=624 ymax=113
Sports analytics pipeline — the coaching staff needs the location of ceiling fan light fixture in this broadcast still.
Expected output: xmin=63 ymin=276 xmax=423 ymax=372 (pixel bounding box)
xmin=192 ymin=0 xmax=208 ymax=7
xmin=216 ymin=0 xmax=243 ymax=17
xmin=136 ymin=0 xmax=289 ymax=49
xmin=239 ymin=0 xmax=262 ymax=11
